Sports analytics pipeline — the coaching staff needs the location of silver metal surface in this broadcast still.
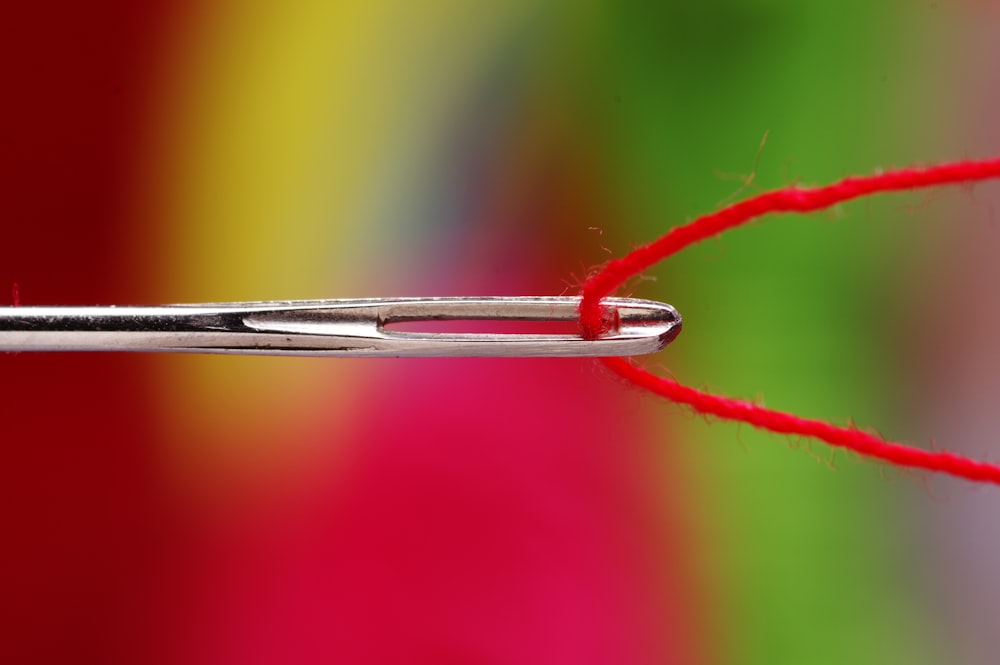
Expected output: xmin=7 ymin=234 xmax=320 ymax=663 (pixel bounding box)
xmin=0 ymin=296 xmax=681 ymax=358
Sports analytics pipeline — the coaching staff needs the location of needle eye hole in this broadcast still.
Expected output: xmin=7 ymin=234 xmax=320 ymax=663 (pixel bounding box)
xmin=382 ymin=318 xmax=580 ymax=335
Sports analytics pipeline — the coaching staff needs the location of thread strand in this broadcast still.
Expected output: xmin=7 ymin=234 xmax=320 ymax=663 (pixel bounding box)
xmin=581 ymin=158 xmax=1000 ymax=485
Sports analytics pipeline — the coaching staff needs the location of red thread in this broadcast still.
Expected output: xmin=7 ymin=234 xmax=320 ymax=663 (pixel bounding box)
xmin=580 ymin=157 xmax=1000 ymax=486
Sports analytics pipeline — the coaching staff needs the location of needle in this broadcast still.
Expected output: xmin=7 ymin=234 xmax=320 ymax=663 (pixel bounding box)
xmin=0 ymin=296 xmax=681 ymax=358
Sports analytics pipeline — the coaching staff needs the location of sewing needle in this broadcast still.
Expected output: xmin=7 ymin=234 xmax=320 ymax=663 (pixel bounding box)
xmin=0 ymin=296 xmax=681 ymax=358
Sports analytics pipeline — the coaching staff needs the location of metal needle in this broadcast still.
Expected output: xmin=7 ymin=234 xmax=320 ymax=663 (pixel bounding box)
xmin=0 ymin=296 xmax=681 ymax=358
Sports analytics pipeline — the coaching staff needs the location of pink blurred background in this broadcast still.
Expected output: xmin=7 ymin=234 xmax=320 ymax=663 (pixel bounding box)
xmin=0 ymin=4 xmax=703 ymax=663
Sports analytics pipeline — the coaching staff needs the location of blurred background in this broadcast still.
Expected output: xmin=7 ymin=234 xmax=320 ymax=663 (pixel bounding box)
xmin=2 ymin=2 xmax=999 ymax=663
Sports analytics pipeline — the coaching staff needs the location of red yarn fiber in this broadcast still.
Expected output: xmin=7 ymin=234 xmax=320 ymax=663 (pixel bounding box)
xmin=580 ymin=157 xmax=1000 ymax=485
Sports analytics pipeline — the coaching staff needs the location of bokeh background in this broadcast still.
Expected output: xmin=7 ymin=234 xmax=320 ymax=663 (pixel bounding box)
xmin=2 ymin=2 xmax=1000 ymax=663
